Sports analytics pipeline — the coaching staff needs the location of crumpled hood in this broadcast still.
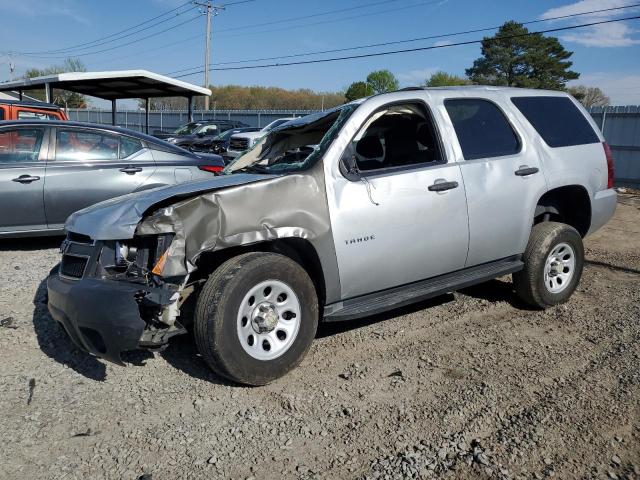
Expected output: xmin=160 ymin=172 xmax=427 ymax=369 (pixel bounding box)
xmin=65 ymin=173 xmax=274 ymax=240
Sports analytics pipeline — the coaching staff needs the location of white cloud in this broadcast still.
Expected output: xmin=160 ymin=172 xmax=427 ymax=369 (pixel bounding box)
xmin=540 ymin=0 xmax=640 ymax=48
xmin=397 ymin=67 xmax=440 ymax=86
xmin=568 ymin=72 xmax=640 ymax=105
xmin=433 ymin=40 xmax=453 ymax=47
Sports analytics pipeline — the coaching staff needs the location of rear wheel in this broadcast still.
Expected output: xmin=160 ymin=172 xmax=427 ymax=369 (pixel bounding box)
xmin=514 ymin=222 xmax=584 ymax=308
xmin=194 ymin=252 xmax=318 ymax=386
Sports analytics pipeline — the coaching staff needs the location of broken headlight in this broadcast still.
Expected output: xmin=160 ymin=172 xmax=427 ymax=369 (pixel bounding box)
xmin=103 ymin=234 xmax=174 ymax=281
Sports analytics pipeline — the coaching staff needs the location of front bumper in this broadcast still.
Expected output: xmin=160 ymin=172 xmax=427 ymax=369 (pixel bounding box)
xmin=47 ymin=268 xmax=168 ymax=365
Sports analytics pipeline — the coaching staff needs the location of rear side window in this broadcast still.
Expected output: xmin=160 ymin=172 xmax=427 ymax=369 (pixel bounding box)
xmin=511 ymin=96 xmax=600 ymax=148
xmin=120 ymin=136 xmax=143 ymax=158
xmin=445 ymin=99 xmax=520 ymax=160
xmin=17 ymin=110 xmax=59 ymax=120
xmin=0 ymin=108 xmax=4 ymax=120
xmin=0 ymin=128 xmax=45 ymax=163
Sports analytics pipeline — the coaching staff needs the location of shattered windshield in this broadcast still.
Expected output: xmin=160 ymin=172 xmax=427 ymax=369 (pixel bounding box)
xmin=224 ymin=104 xmax=357 ymax=175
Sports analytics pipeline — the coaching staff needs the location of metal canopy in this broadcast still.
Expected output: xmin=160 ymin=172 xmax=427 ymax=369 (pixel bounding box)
xmin=0 ymin=70 xmax=211 ymax=132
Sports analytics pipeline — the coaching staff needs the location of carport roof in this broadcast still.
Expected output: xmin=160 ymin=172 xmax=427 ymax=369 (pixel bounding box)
xmin=0 ymin=70 xmax=211 ymax=100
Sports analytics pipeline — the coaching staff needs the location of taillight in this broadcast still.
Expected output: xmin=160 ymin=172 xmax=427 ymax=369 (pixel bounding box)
xmin=198 ymin=165 xmax=223 ymax=174
xmin=603 ymin=142 xmax=614 ymax=189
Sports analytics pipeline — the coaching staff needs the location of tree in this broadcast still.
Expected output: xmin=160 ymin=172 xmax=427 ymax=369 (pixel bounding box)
xmin=344 ymin=81 xmax=374 ymax=102
xmin=466 ymin=21 xmax=579 ymax=89
xmin=365 ymin=70 xmax=399 ymax=94
xmin=24 ymin=58 xmax=88 ymax=108
xmin=424 ymin=71 xmax=471 ymax=87
xmin=566 ymin=85 xmax=610 ymax=108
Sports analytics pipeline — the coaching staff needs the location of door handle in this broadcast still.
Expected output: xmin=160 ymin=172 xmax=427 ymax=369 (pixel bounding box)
xmin=119 ymin=166 xmax=143 ymax=174
xmin=428 ymin=180 xmax=459 ymax=192
xmin=515 ymin=166 xmax=539 ymax=176
xmin=12 ymin=175 xmax=41 ymax=184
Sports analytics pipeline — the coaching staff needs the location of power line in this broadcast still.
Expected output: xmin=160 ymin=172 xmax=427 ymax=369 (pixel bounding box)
xmin=172 ymin=15 xmax=640 ymax=77
xmin=96 ymin=34 xmax=205 ymax=67
xmin=167 ymin=3 xmax=640 ymax=77
xmin=10 ymin=1 xmax=195 ymax=56
xmin=215 ymin=0 xmax=404 ymax=33
xmin=16 ymin=15 xmax=203 ymax=60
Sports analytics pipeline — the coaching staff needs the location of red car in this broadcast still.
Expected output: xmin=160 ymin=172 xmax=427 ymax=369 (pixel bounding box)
xmin=0 ymin=99 xmax=68 ymax=121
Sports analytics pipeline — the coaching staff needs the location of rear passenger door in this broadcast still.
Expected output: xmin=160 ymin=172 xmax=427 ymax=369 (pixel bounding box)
xmin=44 ymin=127 xmax=155 ymax=229
xmin=443 ymin=98 xmax=548 ymax=266
xmin=0 ymin=125 xmax=48 ymax=233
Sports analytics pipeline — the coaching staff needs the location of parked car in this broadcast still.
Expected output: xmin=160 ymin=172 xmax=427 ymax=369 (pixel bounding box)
xmin=0 ymin=120 xmax=224 ymax=237
xmin=154 ymin=120 xmax=248 ymax=147
xmin=190 ymin=127 xmax=261 ymax=156
xmin=0 ymin=99 xmax=68 ymax=121
xmin=223 ymin=117 xmax=297 ymax=161
xmin=47 ymin=87 xmax=616 ymax=386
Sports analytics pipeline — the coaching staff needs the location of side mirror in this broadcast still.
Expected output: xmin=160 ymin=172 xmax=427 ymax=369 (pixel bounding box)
xmin=339 ymin=147 xmax=360 ymax=181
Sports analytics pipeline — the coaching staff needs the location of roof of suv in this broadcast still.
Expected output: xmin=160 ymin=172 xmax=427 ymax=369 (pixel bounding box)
xmin=0 ymin=99 xmax=62 ymax=110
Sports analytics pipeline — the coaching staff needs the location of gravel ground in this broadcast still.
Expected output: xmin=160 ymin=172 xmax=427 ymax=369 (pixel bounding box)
xmin=1 ymin=196 xmax=639 ymax=480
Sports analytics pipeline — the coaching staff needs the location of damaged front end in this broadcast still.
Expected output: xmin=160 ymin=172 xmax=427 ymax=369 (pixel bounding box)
xmin=47 ymin=230 xmax=189 ymax=365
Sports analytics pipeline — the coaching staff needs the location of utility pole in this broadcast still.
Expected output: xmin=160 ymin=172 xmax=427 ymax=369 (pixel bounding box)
xmin=194 ymin=1 xmax=223 ymax=111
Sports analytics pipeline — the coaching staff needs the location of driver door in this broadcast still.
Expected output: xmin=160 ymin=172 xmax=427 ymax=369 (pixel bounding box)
xmin=44 ymin=127 xmax=155 ymax=230
xmin=326 ymin=100 xmax=470 ymax=299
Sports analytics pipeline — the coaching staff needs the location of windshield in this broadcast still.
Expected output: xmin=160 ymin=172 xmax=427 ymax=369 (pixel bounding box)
xmin=224 ymin=104 xmax=357 ymax=175
xmin=174 ymin=122 xmax=200 ymax=135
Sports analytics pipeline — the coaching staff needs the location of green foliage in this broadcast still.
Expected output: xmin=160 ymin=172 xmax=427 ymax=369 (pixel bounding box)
xmin=466 ymin=21 xmax=579 ymax=89
xmin=24 ymin=58 xmax=88 ymax=108
xmin=424 ymin=71 xmax=471 ymax=87
xmin=365 ymin=70 xmax=399 ymax=94
xmin=344 ymin=81 xmax=374 ymax=102
xmin=566 ymin=85 xmax=610 ymax=108
xmin=146 ymin=85 xmax=346 ymax=110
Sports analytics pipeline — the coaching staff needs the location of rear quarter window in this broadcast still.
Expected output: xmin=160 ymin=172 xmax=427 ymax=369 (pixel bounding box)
xmin=511 ymin=96 xmax=600 ymax=148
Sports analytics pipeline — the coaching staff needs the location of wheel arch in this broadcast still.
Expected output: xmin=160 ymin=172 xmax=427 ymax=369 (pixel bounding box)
xmin=534 ymin=185 xmax=592 ymax=237
xmin=193 ymin=238 xmax=327 ymax=306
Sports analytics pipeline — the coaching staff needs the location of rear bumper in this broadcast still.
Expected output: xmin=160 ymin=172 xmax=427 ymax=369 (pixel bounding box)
xmin=588 ymin=188 xmax=617 ymax=235
xmin=47 ymin=269 xmax=164 ymax=365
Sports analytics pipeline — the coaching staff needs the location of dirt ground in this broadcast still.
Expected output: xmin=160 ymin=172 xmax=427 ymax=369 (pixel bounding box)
xmin=1 ymin=196 xmax=639 ymax=480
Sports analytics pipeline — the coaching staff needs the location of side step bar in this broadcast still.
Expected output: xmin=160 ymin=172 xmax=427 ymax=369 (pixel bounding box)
xmin=323 ymin=256 xmax=523 ymax=322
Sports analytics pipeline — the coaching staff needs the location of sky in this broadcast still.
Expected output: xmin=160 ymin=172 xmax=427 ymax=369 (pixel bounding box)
xmin=0 ymin=0 xmax=639 ymax=106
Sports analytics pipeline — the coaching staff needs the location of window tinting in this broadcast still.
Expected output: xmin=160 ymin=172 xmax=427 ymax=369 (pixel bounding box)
xmin=120 ymin=136 xmax=143 ymax=158
xmin=352 ymin=103 xmax=442 ymax=172
xmin=56 ymin=129 xmax=119 ymax=161
xmin=0 ymin=108 xmax=4 ymax=120
xmin=511 ymin=96 xmax=600 ymax=148
xmin=445 ymin=99 xmax=520 ymax=160
xmin=0 ymin=128 xmax=45 ymax=163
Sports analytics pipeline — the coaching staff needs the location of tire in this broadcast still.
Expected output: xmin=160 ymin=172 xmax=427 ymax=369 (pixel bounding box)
xmin=513 ymin=221 xmax=584 ymax=309
xmin=194 ymin=252 xmax=318 ymax=386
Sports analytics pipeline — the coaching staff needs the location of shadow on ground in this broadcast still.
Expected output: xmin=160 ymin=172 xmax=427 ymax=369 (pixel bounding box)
xmin=32 ymin=278 xmax=107 ymax=381
xmin=32 ymin=274 xmax=531 ymax=386
xmin=0 ymin=236 xmax=63 ymax=252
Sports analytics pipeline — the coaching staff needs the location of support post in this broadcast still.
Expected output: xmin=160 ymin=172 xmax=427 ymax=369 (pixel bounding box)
xmin=111 ymin=99 xmax=117 ymax=126
xmin=145 ymin=98 xmax=150 ymax=134
xmin=45 ymin=83 xmax=52 ymax=103
xmin=204 ymin=1 xmax=212 ymax=110
xmin=18 ymin=90 xmax=23 ymax=100
xmin=187 ymin=96 xmax=194 ymax=122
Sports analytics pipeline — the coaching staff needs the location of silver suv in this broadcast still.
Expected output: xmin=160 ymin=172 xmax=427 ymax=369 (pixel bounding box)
xmin=47 ymin=87 xmax=617 ymax=385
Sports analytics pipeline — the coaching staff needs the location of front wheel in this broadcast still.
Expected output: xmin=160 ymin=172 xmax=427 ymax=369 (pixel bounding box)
xmin=194 ymin=252 xmax=318 ymax=386
xmin=513 ymin=222 xmax=584 ymax=309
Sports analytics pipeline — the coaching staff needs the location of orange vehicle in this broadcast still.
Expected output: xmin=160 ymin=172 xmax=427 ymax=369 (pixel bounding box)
xmin=0 ymin=99 xmax=68 ymax=121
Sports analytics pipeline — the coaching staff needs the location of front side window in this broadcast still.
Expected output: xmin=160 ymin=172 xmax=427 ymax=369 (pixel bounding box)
xmin=56 ymin=128 xmax=119 ymax=161
xmin=174 ymin=122 xmax=200 ymax=135
xmin=445 ymin=98 xmax=520 ymax=160
xmin=0 ymin=127 xmax=45 ymax=163
xmin=511 ymin=96 xmax=600 ymax=148
xmin=197 ymin=124 xmax=219 ymax=136
xmin=351 ymin=103 xmax=442 ymax=172
xmin=0 ymin=108 xmax=5 ymax=120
